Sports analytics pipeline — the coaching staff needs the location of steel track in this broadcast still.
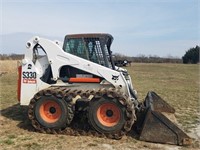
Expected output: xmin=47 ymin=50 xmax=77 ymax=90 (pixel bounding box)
xmin=28 ymin=87 xmax=136 ymax=139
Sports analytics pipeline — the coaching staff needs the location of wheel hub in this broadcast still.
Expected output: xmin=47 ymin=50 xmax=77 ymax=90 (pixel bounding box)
xmin=97 ymin=102 xmax=121 ymax=127
xmin=49 ymin=107 xmax=56 ymax=114
xmin=106 ymin=110 xmax=113 ymax=117
xmin=39 ymin=100 xmax=61 ymax=123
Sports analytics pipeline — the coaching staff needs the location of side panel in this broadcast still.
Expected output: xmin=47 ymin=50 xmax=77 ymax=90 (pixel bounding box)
xmin=20 ymin=60 xmax=37 ymax=105
xmin=19 ymin=59 xmax=50 ymax=105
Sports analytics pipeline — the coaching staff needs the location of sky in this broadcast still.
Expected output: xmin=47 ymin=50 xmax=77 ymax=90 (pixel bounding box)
xmin=1 ymin=0 xmax=199 ymax=57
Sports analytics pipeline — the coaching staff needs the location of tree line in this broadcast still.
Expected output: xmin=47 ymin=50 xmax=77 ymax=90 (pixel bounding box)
xmin=0 ymin=54 xmax=24 ymax=60
xmin=113 ymin=53 xmax=182 ymax=64
xmin=0 ymin=53 xmax=182 ymax=63
xmin=182 ymin=45 xmax=199 ymax=64
xmin=113 ymin=45 xmax=199 ymax=64
xmin=0 ymin=45 xmax=199 ymax=64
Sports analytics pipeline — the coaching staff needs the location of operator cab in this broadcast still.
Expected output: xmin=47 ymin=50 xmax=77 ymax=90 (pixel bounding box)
xmin=63 ymin=33 xmax=115 ymax=69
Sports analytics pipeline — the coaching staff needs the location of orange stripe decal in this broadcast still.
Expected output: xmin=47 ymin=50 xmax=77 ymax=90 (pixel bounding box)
xmin=69 ymin=78 xmax=100 ymax=83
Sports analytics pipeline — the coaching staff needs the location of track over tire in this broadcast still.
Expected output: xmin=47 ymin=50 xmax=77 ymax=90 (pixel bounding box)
xmin=88 ymin=89 xmax=136 ymax=139
xmin=28 ymin=88 xmax=74 ymax=131
xmin=35 ymin=96 xmax=69 ymax=128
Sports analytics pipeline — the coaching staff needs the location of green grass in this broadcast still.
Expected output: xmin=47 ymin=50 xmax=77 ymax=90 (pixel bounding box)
xmin=127 ymin=63 xmax=199 ymax=130
xmin=2 ymin=139 xmax=15 ymax=145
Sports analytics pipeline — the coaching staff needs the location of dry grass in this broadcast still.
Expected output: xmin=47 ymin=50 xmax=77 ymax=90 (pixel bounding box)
xmin=0 ymin=61 xmax=199 ymax=150
xmin=0 ymin=60 xmax=19 ymax=73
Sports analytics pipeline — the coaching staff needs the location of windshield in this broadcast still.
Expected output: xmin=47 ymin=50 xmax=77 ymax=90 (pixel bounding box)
xmin=63 ymin=36 xmax=114 ymax=69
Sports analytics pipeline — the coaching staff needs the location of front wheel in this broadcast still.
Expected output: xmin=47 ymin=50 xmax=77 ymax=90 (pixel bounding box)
xmin=88 ymin=97 xmax=126 ymax=133
xmin=88 ymin=90 xmax=135 ymax=138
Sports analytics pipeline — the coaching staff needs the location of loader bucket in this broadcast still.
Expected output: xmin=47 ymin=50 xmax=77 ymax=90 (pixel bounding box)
xmin=135 ymin=91 xmax=192 ymax=146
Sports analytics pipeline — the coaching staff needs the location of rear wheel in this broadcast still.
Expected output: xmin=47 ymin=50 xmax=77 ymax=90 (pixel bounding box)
xmin=35 ymin=96 xmax=69 ymax=128
xmin=28 ymin=88 xmax=74 ymax=130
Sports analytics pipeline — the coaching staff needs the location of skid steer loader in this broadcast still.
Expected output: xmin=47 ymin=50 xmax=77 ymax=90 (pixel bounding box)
xmin=17 ymin=33 xmax=192 ymax=145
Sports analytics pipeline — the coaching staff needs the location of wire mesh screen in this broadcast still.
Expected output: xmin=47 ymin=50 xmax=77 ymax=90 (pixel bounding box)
xmin=63 ymin=37 xmax=112 ymax=68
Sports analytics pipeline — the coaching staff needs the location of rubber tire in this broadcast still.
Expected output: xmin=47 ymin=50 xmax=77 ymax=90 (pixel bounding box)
xmin=34 ymin=95 xmax=69 ymax=129
xmin=88 ymin=96 xmax=126 ymax=134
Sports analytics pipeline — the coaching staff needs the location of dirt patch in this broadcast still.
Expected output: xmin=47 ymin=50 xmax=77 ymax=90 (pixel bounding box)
xmin=187 ymin=114 xmax=200 ymax=149
xmin=0 ymin=113 xmax=183 ymax=150
xmin=0 ymin=101 xmax=199 ymax=149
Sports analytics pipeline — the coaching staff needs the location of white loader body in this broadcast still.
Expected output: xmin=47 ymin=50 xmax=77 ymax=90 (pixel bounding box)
xmin=18 ymin=36 xmax=136 ymax=105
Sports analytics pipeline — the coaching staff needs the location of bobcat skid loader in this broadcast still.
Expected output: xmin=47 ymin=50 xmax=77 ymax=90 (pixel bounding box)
xmin=17 ymin=33 xmax=192 ymax=145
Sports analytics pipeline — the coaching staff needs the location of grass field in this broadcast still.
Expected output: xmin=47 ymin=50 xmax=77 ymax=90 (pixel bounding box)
xmin=0 ymin=60 xmax=199 ymax=150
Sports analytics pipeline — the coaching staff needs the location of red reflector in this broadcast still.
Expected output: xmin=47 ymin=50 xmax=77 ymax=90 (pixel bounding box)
xmin=17 ymin=66 xmax=22 ymax=102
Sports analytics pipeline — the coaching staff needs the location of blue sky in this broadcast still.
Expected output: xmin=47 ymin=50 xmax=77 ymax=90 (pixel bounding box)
xmin=1 ymin=0 xmax=199 ymax=57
